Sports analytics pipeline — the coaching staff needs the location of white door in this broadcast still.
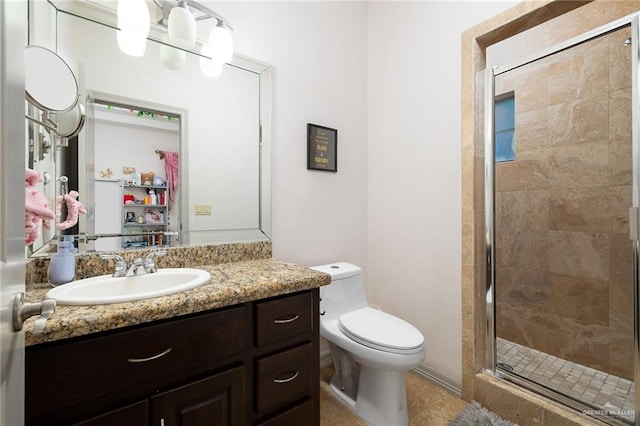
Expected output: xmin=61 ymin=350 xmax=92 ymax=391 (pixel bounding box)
xmin=1 ymin=1 xmax=27 ymax=424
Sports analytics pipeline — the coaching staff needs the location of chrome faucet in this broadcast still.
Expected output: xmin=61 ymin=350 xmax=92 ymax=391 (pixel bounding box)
xmin=143 ymin=250 xmax=167 ymax=274
xmin=126 ymin=257 xmax=146 ymax=276
xmin=101 ymin=250 xmax=168 ymax=277
xmin=100 ymin=254 xmax=127 ymax=278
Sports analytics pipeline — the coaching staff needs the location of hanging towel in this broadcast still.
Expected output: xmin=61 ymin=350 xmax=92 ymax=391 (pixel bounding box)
xmin=55 ymin=190 xmax=87 ymax=230
xmin=25 ymin=168 xmax=55 ymax=245
xmin=163 ymin=151 xmax=179 ymax=210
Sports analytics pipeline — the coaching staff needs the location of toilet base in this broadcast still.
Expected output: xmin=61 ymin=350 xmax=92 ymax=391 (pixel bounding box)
xmin=329 ymin=365 xmax=409 ymax=426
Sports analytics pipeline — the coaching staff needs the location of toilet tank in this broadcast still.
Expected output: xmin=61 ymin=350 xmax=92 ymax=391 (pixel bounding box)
xmin=311 ymin=262 xmax=368 ymax=317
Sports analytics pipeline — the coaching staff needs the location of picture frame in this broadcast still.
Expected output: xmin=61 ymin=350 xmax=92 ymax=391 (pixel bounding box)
xmin=145 ymin=209 xmax=164 ymax=224
xmin=307 ymin=123 xmax=337 ymax=172
xmin=125 ymin=211 xmax=136 ymax=223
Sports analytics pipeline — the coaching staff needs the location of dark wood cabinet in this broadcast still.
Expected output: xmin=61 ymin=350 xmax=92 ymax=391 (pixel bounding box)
xmin=254 ymin=291 xmax=312 ymax=347
xmin=73 ymin=400 xmax=148 ymax=426
xmin=151 ymin=366 xmax=245 ymax=426
xmin=26 ymin=288 xmax=319 ymax=426
xmin=255 ymin=343 xmax=313 ymax=413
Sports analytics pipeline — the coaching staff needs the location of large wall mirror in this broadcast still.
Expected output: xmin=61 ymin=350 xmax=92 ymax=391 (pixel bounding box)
xmin=27 ymin=0 xmax=272 ymax=257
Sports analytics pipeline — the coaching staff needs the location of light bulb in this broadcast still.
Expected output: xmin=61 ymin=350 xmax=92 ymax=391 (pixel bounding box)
xmin=168 ymin=4 xmax=196 ymax=49
xmin=116 ymin=0 xmax=150 ymax=57
xmin=208 ymin=24 xmax=233 ymax=64
xmin=200 ymin=43 xmax=223 ymax=77
xmin=161 ymin=36 xmax=186 ymax=70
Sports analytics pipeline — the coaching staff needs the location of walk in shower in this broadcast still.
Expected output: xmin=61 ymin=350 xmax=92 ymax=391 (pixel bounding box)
xmin=485 ymin=14 xmax=639 ymax=425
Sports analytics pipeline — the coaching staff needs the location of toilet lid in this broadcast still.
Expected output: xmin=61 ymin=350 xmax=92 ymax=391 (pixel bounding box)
xmin=338 ymin=307 xmax=424 ymax=354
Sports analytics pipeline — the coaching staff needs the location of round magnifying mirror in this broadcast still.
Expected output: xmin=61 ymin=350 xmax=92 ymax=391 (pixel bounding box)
xmin=25 ymin=46 xmax=78 ymax=112
xmin=56 ymin=102 xmax=86 ymax=139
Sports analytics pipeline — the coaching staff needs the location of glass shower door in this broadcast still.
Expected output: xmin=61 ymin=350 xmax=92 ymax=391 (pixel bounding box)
xmin=489 ymin=20 xmax=636 ymax=425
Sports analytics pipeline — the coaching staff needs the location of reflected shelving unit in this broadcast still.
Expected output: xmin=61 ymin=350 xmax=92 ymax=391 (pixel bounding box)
xmin=121 ymin=183 xmax=169 ymax=249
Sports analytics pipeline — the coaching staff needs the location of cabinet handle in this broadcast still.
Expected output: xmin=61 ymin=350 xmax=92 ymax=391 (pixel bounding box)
xmin=273 ymin=371 xmax=299 ymax=384
xmin=127 ymin=347 xmax=172 ymax=363
xmin=273 ymin=314 xmax=299 ymax=324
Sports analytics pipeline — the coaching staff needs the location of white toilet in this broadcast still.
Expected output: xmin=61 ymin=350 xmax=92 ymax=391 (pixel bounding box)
xmin=311 ymin=262 xmax=425 ymax=426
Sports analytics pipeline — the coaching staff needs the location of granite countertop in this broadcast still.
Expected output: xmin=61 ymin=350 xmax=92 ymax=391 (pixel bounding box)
xmin=24 ymin=259 xmax=331 ymax=346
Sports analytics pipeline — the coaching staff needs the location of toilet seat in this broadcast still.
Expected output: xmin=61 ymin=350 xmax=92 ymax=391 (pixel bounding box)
xmin=338 ymin=307 xmax=424 ymax=355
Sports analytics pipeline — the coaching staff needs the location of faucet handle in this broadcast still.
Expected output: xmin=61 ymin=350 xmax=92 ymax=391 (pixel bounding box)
xmin=145 ymin=250 xmax=167 ymax=261
xmin=144 ymin=250 xmax=167 ymax=273
xmin=100 ymin=254 xmax=126 ymax=277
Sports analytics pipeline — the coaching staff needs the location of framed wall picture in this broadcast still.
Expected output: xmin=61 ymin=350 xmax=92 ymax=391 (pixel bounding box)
xmin=307 ymin=123 xmax=337 ymax=172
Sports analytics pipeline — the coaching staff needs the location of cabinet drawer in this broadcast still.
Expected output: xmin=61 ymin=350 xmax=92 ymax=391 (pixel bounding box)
xmin=255 ymin=292 xmax=312 ymax=347
xmin=257 ymin=399 xmax=313 ymax=426
xmin=255 ymin=343 xmax=313 ymax=413
xmin=26 ymin=306 xmax=246 ymax=424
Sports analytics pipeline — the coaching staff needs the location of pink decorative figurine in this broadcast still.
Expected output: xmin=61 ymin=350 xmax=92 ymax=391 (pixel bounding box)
xmin=25 ymin=168 xmax=55 ymax=245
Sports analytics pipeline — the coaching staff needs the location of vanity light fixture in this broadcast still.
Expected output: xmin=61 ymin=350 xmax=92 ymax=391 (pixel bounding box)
xmin=167 ymin=0 xmax=196 ymax=49
xmin=199 ymin=43 xmax=223 ymax=77
xmin=116 ymin=0 xmax=234 ymax=76
xmin=208 ymin=20 xmax=233 ymax=64
xmin=116 ymin=0 xmax=150 ymax=57
xmin=161 ymin=36 xmax=187 ymax=70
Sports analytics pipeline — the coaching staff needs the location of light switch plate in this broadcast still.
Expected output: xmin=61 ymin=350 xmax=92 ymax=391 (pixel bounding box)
xmin=195 ymin=203 xmax=212 ymax=215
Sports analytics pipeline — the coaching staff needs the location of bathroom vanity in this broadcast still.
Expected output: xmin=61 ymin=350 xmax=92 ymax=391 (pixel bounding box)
xmin=24 ymin=258 xmax=330 ymax=426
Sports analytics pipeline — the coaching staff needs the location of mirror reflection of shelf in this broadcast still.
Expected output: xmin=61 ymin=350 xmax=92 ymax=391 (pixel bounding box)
xmin=122 ymin=183 xmax=169 ymax=249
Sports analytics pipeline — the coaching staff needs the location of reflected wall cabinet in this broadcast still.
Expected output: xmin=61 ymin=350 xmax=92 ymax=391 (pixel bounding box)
xmin=121 ymin=183 xmax=169 ymax=249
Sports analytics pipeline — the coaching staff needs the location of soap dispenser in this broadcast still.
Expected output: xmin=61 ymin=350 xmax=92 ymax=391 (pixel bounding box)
xmin=48 ymin=237 xmax=77 ymax=286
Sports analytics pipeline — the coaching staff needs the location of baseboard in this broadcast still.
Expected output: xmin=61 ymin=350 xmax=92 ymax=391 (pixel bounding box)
xmin=320 ymin=349 xmax=333 ymax=368
xmin=413 ymin=366 xmax=462 ymax=398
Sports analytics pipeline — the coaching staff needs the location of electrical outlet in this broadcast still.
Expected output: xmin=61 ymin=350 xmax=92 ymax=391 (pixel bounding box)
xmin=195 ymin=203 xmax=212 ymax=215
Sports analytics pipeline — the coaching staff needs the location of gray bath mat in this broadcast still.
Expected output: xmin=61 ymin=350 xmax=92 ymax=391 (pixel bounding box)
xmin=447 ymin=401 xmax=518 ymax=426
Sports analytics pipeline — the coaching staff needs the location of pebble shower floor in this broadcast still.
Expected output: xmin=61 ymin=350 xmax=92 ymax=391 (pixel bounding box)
xmin=497 ymin=338 xmax=635 ymax=423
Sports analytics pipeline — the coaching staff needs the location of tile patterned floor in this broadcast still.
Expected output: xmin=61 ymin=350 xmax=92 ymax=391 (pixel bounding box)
xmin=319 ymin=366 xmax=468 ymax=425
xmin=497 ymin=338 xmax=635 ymax=423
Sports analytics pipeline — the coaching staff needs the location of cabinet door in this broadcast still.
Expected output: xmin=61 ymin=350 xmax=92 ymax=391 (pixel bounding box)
xmin=73 ymin=400 xmax=148 ymax=426
xmin=151 ymin=366 xmax=244 ymax=426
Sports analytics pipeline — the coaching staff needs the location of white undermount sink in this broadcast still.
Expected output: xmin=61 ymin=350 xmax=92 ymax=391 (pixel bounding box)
xmin=46 ymin=268 xmax=211 ymax=305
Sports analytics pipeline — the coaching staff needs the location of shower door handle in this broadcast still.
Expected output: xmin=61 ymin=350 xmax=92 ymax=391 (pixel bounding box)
xmin=629 ymin=207 xmax=639 ymax=240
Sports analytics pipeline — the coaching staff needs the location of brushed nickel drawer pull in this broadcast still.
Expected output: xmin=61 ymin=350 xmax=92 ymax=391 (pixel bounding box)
xmin=273 ymin=314 xmax=299 ymax=324
xmin=273 ymin=371 xmax=299 ymax=383
xmin=127 ymin=347 xmax=172 ymax=363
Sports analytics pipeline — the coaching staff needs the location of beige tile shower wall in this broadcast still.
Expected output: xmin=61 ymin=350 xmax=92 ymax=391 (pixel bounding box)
xmin=462 ymin=1 xmax=640 ymax=424
xmin=494 ymin=27 xmax=633 ymax=380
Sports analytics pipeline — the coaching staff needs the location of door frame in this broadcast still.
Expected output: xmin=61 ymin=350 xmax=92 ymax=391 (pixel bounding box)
xmin=0 ymin=0 xmax=28 ymax=425
xmin=484 ymin=12 xmax=640 ymax=426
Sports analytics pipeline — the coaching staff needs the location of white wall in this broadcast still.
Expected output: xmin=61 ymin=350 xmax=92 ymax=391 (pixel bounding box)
xmin=367 ymin=1 xmax=516 ymax=387
xmin=213 ymin=2 xmax=370 ymax=272
xmin=215 ymin=0 xmax=518 ymax=388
